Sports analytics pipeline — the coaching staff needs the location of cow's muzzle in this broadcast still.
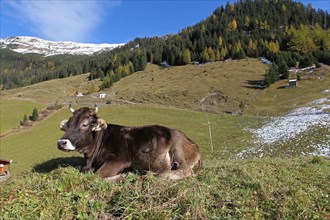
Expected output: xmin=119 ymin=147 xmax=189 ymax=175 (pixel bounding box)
xmin=57 ymin=139 xmax=76 ymax=151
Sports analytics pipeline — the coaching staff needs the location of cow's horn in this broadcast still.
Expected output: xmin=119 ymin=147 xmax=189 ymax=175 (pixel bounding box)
xmin=60 ymin=119 xmax=68 ymax=130
xmin=94 ymin=103 xmax=99 ymax=113
xmin=69 ymin=103 xmax=75 ymax=113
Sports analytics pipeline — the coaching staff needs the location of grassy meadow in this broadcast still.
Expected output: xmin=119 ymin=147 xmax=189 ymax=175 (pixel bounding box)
xmin=1 ymin=157 xmax=329 ymax=219
xmin=0 ymin=99 xmax=46 ymax=134
xmin=1 ymin=105 xmax=262 ymax=174
xmin=1 ymin=59 xmax=329 ymax=219
xmin=245 ymin=65 xmax=330 ymax=116
xmin=109 ymin=59 xmax=268 ymax=113
xmin=0 ymin=73 xmax=101 ymax=104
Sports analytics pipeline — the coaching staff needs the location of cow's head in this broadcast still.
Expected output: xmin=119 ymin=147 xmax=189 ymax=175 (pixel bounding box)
xmin=57 ymin=105 xmax=107 ymax=152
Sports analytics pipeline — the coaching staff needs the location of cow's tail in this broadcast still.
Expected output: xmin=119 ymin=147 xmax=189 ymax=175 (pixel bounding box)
xmin=184 ymin=136 xmax=203 ymax=174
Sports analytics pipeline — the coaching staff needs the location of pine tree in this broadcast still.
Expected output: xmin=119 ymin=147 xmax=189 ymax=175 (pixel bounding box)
xmin=230 ymin=19 xmax=238 ymax=30
xmin=278 ymin=60 xmax=289 ymax=79
xmin=220 ymin=46 xmax=228 ymax=60
xmin=244 ymin=15 xmax=250 ymax=28
xmin=264 ymin=64 xmax=279 ymax=87
xmin=247 ymin=39 xmax=257 ymax=57
xmin=218 ymin=36 xmax=223 ymax=48
xmin=31 ymin=107 xmax=38 ymax=121
xmin=208 ymin=47 xmax=216 ymax=62
xmin=202 ymin=48 xmax=210 ymax=62
xmin=266 ymin=40 xmax=280 ymax=53
xmin=216 ymin=49 xmax=221 ymax=61
xmin=128 ymin=61 xmax=135 ymax=74
xmin=183 ymin=49 xmax=191 ymax=64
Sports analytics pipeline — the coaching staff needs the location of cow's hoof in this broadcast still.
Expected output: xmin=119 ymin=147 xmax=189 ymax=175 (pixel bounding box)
xmin=105 ymin=174 xmax=125 ymax=182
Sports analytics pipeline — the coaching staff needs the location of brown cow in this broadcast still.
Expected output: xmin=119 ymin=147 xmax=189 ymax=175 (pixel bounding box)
xmin=57 ymin=105 xmax=202 ymax=181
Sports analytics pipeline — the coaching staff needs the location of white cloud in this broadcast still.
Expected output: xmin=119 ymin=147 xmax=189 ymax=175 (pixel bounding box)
xmin=7 ymin=0 xmax=120 ymax=42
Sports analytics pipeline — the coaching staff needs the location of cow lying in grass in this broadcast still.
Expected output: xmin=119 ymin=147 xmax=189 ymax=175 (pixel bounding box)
xmin=57 ymin=105 xmax=202 ymax=181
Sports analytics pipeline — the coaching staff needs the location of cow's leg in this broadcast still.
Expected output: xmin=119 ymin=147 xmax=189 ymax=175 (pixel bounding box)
xmin=149 ymin=151 xmax=172 ymax=174
xmin=82 ymin=157 xmax=94 ymax=172
xmin=159 ymin=166 xmax=194 ymax=180
xmin=105 ymin=174 xmax=125 ymax=182
xmin=96 ymin=160 xmax=131 ymax=179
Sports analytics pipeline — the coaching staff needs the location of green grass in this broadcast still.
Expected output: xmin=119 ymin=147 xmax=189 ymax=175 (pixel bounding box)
xmin=0 ymin=99 xmax=46 ymax=134
xmin=1 ymin=157 xmax=329 ymax=219
xmin=0 ymin=106 xmax=76 ymax=173
xmin=245 ymin=69 xmax=330 ymax=116
xmin=0 ymin=105 xmax=262 ymax=174
xmin=1 ymin=103 xmax=327 ymax=173
xmin=0 ymin=73 xmax=100 ymax=104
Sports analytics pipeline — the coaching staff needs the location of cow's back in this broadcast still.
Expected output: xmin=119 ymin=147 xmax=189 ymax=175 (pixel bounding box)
xmin=92 ymin=124 xmax=173 ymax=172
xmin=127 ymin=125 xmax=174 ymax=173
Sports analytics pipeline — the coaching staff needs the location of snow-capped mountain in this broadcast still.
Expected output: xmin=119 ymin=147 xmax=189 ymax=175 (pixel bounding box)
xmin=0 ymin=36 xmax=124 ymax=56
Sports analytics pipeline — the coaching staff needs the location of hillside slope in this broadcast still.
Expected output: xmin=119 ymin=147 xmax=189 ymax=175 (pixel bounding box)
xmin=2 ymin=58 xmax=269 ymax=115
xmin=108 ymin=58 xmax=267 ymax=113
xmin=106 ymin=58 xmax=330 ymax=116
xmin=0 ymin=73 xmax=100 ymax=104
xmin=1 ymin=58 xmax=328 ymax=125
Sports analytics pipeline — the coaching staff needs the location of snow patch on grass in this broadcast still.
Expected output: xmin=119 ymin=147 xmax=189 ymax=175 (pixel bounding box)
xmin=238 ymin=97 xmax=330 ymax=158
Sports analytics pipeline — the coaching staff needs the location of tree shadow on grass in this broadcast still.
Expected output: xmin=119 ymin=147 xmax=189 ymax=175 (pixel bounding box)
xmin=277 ymin=85 xmax=288 ymax=89
xmin=32 ymin=156 xmax=85 ymax=173
xmin=243 ymin=80 xmax=266 ymax=90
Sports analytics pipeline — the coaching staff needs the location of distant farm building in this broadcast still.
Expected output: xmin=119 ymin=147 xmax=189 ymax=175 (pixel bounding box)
xmin=160 ymin=61 xmax=171 ymax=68
xmin=99 ymin=93 xmax=107 ymax=99
xmin=288 ymin=79 xmax=297 ymax=87
xmin=77 ymin=93 xmax=83 ymax=97
xmin=260 ymin=57 xmax=272 ymax=65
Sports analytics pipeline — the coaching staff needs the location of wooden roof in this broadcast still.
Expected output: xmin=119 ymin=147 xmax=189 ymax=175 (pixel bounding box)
xmin=0 ymin=159 xmax=13 ymax=165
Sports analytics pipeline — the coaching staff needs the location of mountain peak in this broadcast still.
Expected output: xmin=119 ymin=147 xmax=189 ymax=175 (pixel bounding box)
xmin=0 ymin=36 xmax=124 ymax=56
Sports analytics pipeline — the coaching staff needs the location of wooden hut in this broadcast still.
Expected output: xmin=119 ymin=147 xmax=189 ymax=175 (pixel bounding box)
xmin=288 ymin=79 xmax=297 ymax=87
xmin=0 ymin=158 xmax=13 ymax=177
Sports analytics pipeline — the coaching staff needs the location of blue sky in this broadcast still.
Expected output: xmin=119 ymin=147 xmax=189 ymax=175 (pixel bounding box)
xmin=1 ymin=0 xmax=329 ymax=44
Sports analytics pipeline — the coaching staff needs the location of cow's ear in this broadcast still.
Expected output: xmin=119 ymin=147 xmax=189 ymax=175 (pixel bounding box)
xmin=60 ymin=119 xmax=68 ymax=131
xmin=92 ymin=118 xmax=107 ymax=131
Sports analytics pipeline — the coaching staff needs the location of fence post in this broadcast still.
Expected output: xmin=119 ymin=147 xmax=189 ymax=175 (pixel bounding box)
xmin=206 ymin=113 xmax=214 ymax=153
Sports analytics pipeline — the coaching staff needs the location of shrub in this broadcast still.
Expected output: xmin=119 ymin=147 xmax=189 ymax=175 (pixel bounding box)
xmin=30 ymin=107 xmax=38 ymax=121
xmin=278 ymin=60 xmax=289 ymax=79
xmin=314 ymin=50 xmax=330 ymax=65
xmin=264 ymin=64 xmax=279 ymax=87
xmin=299 ymin=54 xmax=316 ymax=67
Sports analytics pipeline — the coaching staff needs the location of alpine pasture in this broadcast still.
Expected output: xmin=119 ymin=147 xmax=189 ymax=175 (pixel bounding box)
xmin=1 ymin=59 xmax=329 ymax=219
